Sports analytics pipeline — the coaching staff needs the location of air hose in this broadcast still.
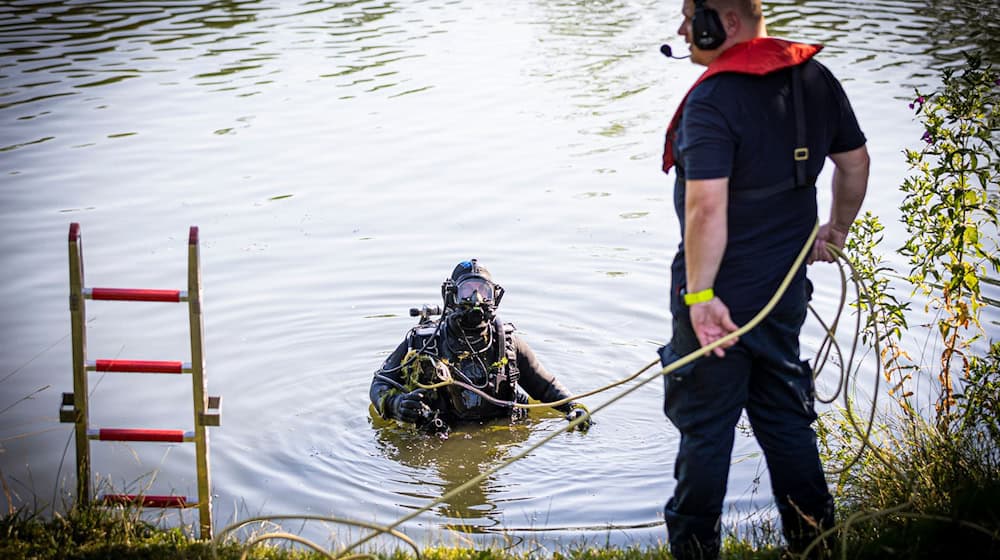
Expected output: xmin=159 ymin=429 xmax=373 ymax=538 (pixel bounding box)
xmin=331 ymin=221 xmax=824 ymax=557
xmin=219 ymin=221 xmax=923 ymax=559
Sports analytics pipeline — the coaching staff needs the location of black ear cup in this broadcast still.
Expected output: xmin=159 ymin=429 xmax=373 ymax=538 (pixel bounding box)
xmin=692 ymin=0 xmax=726 ymax=50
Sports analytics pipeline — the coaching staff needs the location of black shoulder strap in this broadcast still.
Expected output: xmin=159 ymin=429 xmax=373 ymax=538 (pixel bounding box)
xmin=500 ymin=321 xmax=519 ymax=388
xmin=791 ymin=63 xmax=809 ymax=188
xmin=730 ymin=63 xmax=813 ymax=203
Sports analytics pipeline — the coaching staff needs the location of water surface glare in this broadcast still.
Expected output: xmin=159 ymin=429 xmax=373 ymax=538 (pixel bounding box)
xmin=2 ymin=0 xmax=998 ymax=550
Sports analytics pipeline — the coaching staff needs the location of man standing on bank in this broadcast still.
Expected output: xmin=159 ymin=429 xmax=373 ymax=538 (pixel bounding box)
xmin=658 ymin=0 xmax=869 ymax=558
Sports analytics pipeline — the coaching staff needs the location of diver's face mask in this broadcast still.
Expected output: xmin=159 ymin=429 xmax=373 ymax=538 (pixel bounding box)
xmin=451 ymin=277 xmax=502 ymax=330
xmin=456 ymin=277 xmax=495 ymax=306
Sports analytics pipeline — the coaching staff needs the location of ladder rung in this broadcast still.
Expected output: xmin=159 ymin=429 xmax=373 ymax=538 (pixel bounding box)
xmin=88 ymin=360 xmax=189 ymax=374
xmin=89 ymin=428 xmax=194 ymax=442
xmin=101 ymin=494 xmax=194 ymax=508
xmin=85 ymin=288 xmax=187 ymax=302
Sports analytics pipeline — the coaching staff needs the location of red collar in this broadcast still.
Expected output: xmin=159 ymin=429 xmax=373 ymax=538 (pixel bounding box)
xmin=661 ymin=37 xmax=823 ymax=174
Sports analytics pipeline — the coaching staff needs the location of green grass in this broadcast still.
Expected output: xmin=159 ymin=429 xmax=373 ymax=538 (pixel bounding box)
xmin=0 ymin=505 xmax=789 ymax=560
xmin=822 ymin=415 xmax=1000 ymax=559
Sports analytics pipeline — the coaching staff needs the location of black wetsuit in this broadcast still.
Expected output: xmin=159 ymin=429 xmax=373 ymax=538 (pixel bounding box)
xmin=370 ymin=315 xmax=574 ymax=425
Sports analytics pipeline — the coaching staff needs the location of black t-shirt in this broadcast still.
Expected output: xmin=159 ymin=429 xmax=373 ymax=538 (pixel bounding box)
xmin=671 ymin=58 xmax=866 ymax=320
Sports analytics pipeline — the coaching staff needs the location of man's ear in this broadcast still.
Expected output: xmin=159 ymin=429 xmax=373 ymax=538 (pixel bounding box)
xmin=723 ymin=9 xmax=741 ymax=36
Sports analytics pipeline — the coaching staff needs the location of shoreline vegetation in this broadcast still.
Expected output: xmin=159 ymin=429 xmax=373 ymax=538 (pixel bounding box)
xmin=4 ymin=55 xmax=999 ymax=560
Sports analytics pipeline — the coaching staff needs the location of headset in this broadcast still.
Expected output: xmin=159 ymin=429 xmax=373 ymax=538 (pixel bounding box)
xmin=692 ymin=0 xmax=726 ymax=51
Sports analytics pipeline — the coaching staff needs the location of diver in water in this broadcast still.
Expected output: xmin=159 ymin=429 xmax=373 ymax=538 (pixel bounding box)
xmin=369 ymin=259 xmax=591 ymax=434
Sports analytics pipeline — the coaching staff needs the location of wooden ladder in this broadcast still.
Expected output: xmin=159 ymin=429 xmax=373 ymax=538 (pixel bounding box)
xmin=59 ymin=223 xmax=221 ymax=539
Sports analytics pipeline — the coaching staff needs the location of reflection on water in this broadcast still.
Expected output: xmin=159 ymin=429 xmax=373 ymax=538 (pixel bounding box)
xmin=1 ymin=0 xmax=997 ymax=551
xmin=372 ymin=415 xmax=535 ymax=530
xmin=0 ymin=0 xmax=430 ymax=131
xmin=922 ymin=1 xmax=1000 ymax=64
xmin=767 ymin=0 xmax=1000 ymax=88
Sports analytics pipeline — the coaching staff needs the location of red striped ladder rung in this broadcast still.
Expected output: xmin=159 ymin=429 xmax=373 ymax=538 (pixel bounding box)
xmin=101 ymin=494 xmax=193 ymax=508
xmin=88 ymin=428 xmax=194 ymax=443
xmin=87 ymin=360 xmax=188 ymax=374
xmin=85 ymin=288 xmax=186 ymax=302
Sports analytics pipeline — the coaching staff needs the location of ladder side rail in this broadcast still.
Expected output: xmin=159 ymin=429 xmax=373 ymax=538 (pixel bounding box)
xmin=188 ymin=226 xmax=213 ymax=540
xmin=67 ymin=223 xmax=92 ymax=506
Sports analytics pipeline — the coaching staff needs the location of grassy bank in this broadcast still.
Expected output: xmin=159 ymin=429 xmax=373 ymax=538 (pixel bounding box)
xmin=0 ymin=506 xmax=757 ymax=560
xmin=3 ymin=486 xmax=997 ymax=560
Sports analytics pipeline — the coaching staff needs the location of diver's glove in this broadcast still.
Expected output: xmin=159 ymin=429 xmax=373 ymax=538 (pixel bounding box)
xmin=388 ymin=390 xmax=429 ymax=423
xmin=564 ymin=402 xmax=592 ymax=431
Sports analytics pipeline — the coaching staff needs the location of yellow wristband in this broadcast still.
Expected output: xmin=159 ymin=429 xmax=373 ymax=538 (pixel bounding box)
xmin=683 ymin=287 xmax=714 ymax=306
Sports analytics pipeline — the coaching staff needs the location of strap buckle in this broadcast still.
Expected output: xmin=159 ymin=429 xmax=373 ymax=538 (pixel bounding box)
xmin=793 ymin=147 xmax=810 ymax=161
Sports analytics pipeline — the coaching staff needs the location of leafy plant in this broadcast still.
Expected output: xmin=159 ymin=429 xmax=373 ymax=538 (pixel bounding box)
xmin=844 ymin=212 xmax=915 ymax=411
xmin=824 ymin=50 xmax=1000 ymax=559
xmin=899 ymin=51 xmax=1000 ymax=421
xmin=955 ymin=341 xmax=1000 ymax=444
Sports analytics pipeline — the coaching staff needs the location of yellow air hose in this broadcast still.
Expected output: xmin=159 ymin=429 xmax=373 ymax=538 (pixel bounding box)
xmin=334 ymin=221 xmax=824 ymax=557
xmin=218 ymin=220 xmax=939 ymax=559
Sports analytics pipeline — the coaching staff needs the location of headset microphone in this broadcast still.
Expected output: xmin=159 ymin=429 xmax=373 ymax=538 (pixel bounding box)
xmin=660 ymin=44 xmax=690 ymax=59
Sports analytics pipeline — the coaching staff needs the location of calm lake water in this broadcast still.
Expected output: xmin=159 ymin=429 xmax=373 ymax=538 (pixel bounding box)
xmin=2 ymin=0 xmax=998 ymax=551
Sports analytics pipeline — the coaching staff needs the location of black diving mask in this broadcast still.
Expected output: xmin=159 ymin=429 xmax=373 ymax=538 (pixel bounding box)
xmin=455 ymin=277 xmax=496 ymax=306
